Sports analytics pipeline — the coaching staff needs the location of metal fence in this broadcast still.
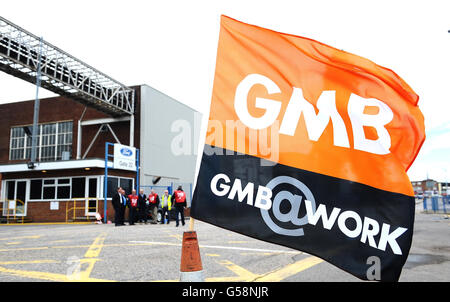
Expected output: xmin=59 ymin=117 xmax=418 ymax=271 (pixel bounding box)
xmin=422 ymin=196 xmax=450 ymax=213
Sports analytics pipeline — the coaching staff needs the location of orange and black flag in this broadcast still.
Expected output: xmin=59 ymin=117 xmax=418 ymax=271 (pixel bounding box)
xmin=191 ymin=15 xmax=425 ymax=281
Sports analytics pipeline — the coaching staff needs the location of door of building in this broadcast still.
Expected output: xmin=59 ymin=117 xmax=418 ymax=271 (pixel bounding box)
xmin=3 ymin=180 xmax=28 ymax=216
xmin=85 ymin=177 xmax=98 ymax=216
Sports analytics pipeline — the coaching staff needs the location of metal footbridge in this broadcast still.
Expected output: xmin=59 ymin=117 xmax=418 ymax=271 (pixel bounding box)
xmin=0 ymin=16 xmax=134 ymax=117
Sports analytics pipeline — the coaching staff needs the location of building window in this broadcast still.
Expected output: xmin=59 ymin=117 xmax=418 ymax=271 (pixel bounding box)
xmin=57 ymin=122 xmax=73 ymax=160
xmin=106 ymin=176 xmax=134 ymax=198
xmin=10 ymin=127 xmax=26 ymax=160
xmin=56 ymin=179 xmax=71 ymax=199
xmin=30 ymin=179 xmax=43 ymax=199
xmin=27 ymin=176 xmax=102 ymax=201
xmin=9 ymin=121 xmax=73 ymax=162
xmin=71 ymin=177 xmax=86 ymax=198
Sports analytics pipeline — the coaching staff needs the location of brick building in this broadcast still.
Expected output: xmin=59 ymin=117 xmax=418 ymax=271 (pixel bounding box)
xmin=0 ymin=85 xmax=200 ymax=223
xmin=411 ymin=179 xmax=449 ymax=196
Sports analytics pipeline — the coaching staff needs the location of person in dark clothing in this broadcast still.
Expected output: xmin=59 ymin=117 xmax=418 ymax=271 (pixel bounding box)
xmin=172 ymin=186 xmax=187 ymax=227
xmin=112 ymin=187 xmax=126 ymax=226
xmin=127 ymin=189 xmax=139 ymax=225
xmin=137 ymin=188 xmax=148 ymax=224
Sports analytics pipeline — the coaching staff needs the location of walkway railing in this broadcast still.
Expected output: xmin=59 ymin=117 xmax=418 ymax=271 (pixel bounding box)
xmin=65 ymin=197 xmax=99 ymax=223
xmin=0 ymin=199 xmax=25 ymax=224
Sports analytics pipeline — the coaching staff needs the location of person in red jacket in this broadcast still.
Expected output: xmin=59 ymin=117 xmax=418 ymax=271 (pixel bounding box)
xmin=148 ymin=189 xmax=159 ymax=224
xmin=127 ymin=189 xmax=139 ymax=225
xmin=172 ymin=185 xmax=187 ymax=227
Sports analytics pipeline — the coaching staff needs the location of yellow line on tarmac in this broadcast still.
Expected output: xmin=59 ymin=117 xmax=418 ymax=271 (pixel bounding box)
xmin=84 ymin=232 xmax=107 ymax=258
xmin=0 ymin=247 xmax=48 ymax=252
xmin=51 ymin=244 xmax=91 ymax=250
xmin=0 ymin=265 xmax=113 ymax=282
xmin=0 ymin=235 xmax=41 ymax=241
xmin=0 ymin=242 xmax=169 ymax=253
xmin=153 ymin=257 xmax=323 ymax=282
xmin=240 ymin=252 xmax=278 ymax=256
xmin=0 ymin=232 xmax=113 ymax=282
xmin=217 ymin=259 xmax=258 ymax=281
xmin=254 ymin=256 xmax=323 ymax=282
xmin=67 ymin=232 xmax=108 ymax=281
xmin=206 ymin=254 xmax=220 ymax=257
xmin=0 ymin=260 xmax=59 ymax=265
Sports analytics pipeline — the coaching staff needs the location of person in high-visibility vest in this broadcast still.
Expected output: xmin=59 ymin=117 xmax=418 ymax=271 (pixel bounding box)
xmin=172 ymin=185 xmax=187 ymax=227
xmin=160 ymin=189 xmax=172 ymax=224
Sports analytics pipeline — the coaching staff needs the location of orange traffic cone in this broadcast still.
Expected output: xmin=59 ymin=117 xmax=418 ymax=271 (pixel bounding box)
xmin=180 ymin=230 xmax=204 ymax=282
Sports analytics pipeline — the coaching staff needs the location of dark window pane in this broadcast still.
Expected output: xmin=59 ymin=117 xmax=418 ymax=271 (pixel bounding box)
xmin=88 ymin=199 xmax=97 ymax=213
xmin=58 ymin=178 xmax=70 ymax=184
xmin=30 ymin=180 xmax=43 ymax=199
xmin=43 ymin=186 xmax=55 ymax=199
xmin=57 ymin=186 xmax=70 ymax=199
xmin=72 ymin=177 xmax=86 ymax=198
xmin=88 ymin=178 xmax=97 ymax=198
xmin=44 ymin=179 xmax=55 ymax=185
xmin=120 ymin=178 xmax=133 ymax=195
xmin=106 ymin=177 xmax=118 ymax=198
xmin=6 ymin=181 xmax=15 ymax=200
xmin=16 ymin=181 xmax=26 ymax=204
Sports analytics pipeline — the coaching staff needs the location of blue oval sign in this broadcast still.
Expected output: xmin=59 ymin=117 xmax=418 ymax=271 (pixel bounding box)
xmin=120 ymin=147 xmax=133 ymax=157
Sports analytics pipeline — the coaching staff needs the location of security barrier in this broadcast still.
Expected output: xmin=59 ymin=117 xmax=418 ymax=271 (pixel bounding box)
xmin=0 ymin=199 xmax=25 ymax=224
xmin=65 ymin=198 xmax=99 ymax=223
xmin=422 ymin=196 xmax=449 ymax=214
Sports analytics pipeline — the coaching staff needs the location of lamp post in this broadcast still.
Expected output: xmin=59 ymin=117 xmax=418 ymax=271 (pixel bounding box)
xmin=29 ymin=37 xmax=43 ymax=169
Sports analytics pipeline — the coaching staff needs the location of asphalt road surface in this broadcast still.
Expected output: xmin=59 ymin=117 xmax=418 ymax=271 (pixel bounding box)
xmin=0 ymin=210 xmax=448 ymax=282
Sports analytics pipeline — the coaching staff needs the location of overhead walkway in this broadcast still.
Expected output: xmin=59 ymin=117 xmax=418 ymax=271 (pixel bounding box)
xmin=0 ymin=16 xmax=134 ymax=117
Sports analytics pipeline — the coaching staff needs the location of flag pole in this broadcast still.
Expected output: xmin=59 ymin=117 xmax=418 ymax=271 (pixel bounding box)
xmin=189 ymin=216 xmax=195 ymax=231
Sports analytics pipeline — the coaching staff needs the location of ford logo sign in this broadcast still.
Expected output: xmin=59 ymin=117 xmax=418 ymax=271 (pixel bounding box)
xmin=120 ymin=147 xmax=133 ymax=157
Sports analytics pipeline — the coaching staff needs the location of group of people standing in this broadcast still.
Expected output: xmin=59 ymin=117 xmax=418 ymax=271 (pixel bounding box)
xmin=111 ymin=186 xmax=187 ymax=227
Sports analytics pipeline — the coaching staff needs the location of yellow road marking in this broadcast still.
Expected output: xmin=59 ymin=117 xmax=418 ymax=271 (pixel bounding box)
xmin=206 ymin=254 xmax=220 ymax=257
xmin=216 ymin=259 xmax=258 ymax=281
xmin=0 ymin=241 xmax=299 ymax=253
xmin=0 ymin=242 xmax=169 ymax=253
xmin=153 ymin=257 xmax=323 ymax=282
xmin=255 ymin=256 xmax=323 ymax=282
xmin=67 ymin=232 xmax=107 ymax=281
xmin=0 ymin=265 xmax=113 ymax=282
xmin=0 ymin=235 xmax=41 ymax=241
xmin=0 ymin=236 xmax=321 ymax=282
xmin=84 ymin=233 xmax=107 ymax=258
xmin=0 ymin=232 xmax=111 ymax=282
xmin=0 ymin=260 xmax=59 ymax=265
xmin=240 ymin=252 xmax=278 ymax=256
xmin=50 ymin=240 xmax=70 ymax=243
xmin=5 ymin=242 xmax=21 ymax=245
xmin=0 ymin=247 xmax=48 ymax=252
